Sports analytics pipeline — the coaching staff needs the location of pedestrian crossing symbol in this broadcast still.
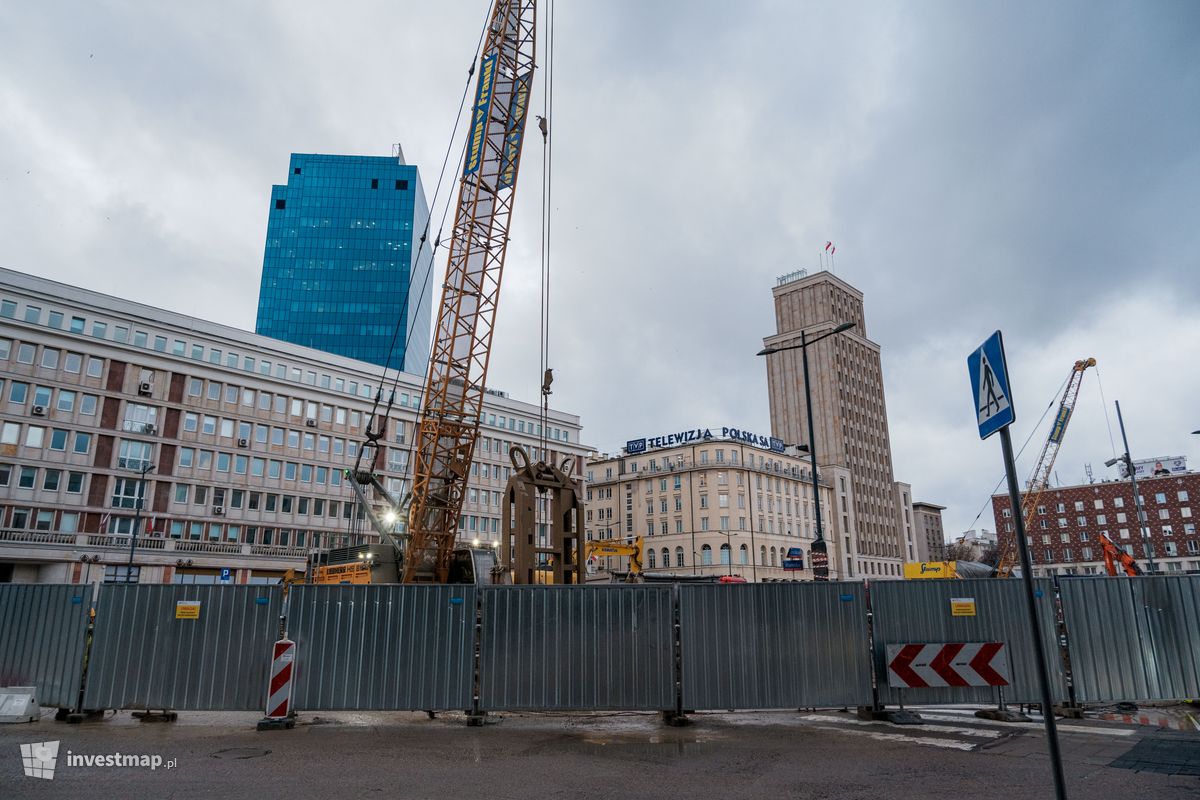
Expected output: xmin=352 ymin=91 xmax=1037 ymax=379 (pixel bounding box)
xmin=967 ymin=331 xmax=1015 ymax=440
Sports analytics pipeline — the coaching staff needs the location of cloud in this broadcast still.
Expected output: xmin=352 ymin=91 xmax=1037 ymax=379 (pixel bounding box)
xmin=1 ymin=1 xmax=1197 ymax=545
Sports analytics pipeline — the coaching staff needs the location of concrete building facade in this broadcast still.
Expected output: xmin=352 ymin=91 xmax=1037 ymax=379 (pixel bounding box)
xmin=584 ymin=428 xmax=853 ymax=582
xmin=991 ymin=472 xmax=1200 ymax=575
xmin=762 ymin=269 xmax=907 ymax=579
xmin=911 ymin=501 xmax=947 ymax=562
xmin=0 ymin=268 xmax=588 ymax=585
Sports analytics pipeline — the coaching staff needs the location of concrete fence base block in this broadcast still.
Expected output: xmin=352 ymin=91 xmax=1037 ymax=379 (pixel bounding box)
xmin=976 ymin=707 xmax=1032 ymax=723
xmin=0 ymin=687 xmax=38 ymax=723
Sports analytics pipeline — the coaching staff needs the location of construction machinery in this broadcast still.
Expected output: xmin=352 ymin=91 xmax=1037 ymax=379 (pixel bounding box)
xmin=995 ymin=358 xmax=1096 ymax=578
xmin=402 ymin=0 xmax=542 ymax=583
xmin=1098 ymin=532 xmax=1143 ymax=577
xmin=310 ymin=0 xmax=581 ymax=586
xmin=584 ymin=536 xmax=645 ymax=582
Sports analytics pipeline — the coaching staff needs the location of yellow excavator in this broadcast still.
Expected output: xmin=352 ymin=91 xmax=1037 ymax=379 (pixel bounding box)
xmin=584 ymin=536 xmax=644 ymax=582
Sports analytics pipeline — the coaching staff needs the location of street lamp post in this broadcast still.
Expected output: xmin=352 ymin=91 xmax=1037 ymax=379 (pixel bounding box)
xmin=758 ymin=321 xmax=855 ymax=581
xmin=125 ymin=463 xmax=155 ymax=583
xmin=1106 ymin=402 xmax=1155 ymax=573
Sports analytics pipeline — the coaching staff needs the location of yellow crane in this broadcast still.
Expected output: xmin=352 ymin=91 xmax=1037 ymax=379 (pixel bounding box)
xmin=996 ymin=358 xmax=1095 ymax=578
xmin=403 ymin=0 xmax=539 ymax=583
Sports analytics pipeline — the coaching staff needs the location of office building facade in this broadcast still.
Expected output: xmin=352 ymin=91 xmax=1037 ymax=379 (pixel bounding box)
xmin=585 ymin=428 xmax=853 ymax=582
xmin=762 ymin=269 xmax=908 ymax=579
xmin=0 ymin=268 xmax=587 ymax=585
xmin=991 ymin=472 xmax=1200 ymax=575
xmin=912 ymin=501 xmax=947 ymax=562
xmin=255 ymin=153 xmax=433 ymax=375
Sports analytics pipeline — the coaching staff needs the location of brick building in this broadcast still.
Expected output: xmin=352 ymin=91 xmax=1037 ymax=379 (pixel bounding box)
xmin=991 ymin=471 xmax=1200 ymax=575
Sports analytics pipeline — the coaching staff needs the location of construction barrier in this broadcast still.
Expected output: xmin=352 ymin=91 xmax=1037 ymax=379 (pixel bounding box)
xmin=5 ymin=576 xmax=1199 ymax=718
xmin=870 ymin=578 xmax=1066 ymax=706
xmin=0 ymin=584 xmax=91 ymax=708
xmin=479 ymin=585 xmax=676 ymax=711
xmin=1059 ymin=575 xmax=1200 ymax=703
xmin=288 ymin=584 xmax=477 ymax=711
xmin=678 ymin=582 xmax=872 ymax=710
xmin=82 ymin=584 xmax=282 ymax=711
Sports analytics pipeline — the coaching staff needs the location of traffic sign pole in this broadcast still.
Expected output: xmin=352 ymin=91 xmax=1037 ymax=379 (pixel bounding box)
xmin=1000 ymin=419 xmax=1067 ymax=800
xmin=970 ymin=330 xmax=1066 ymax=800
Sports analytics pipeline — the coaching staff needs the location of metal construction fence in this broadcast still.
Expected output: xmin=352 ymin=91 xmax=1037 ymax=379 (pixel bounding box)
xmin=288 ymin=584 xmax=477 ymax=711
xmin=0 ymin=584 xmax=91 ymax=708
xmin=82 ymin=584 xmax=283 ymax=711
xmin=1059 ymin=575 xmax=1200 ymax=703
xmin=870 ymin=578 xmax=1066 ymax=706
xmin=480 ymin=585 xmax=676 ymax=711
xmin=0 ymin=577 xmax=1197 ymax=717
xmin=679 ymin=582 xmax=872 ymax=710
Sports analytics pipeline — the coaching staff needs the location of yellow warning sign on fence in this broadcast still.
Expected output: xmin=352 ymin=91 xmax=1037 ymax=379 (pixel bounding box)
xmin=950 ymin=597 xmax=976 ymax=617
xmin=175 ymin=600 xmax=202 ymax=620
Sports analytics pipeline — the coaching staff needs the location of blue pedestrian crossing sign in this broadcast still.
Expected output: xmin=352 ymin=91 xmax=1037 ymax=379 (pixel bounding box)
xmin=968 ymin=331 xmax=1015 ymax=440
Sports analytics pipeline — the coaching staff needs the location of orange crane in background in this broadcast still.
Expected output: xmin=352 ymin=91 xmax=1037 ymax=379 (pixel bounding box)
xmin=996 ymin=358 xmax=1096 ymax=578
xmin=403 ymin=0 xmax=539 ymax=582
xmin=1098 ymin=532 xmax=1143 ymax=577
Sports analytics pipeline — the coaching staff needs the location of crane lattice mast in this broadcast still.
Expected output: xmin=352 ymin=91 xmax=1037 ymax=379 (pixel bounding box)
xmin=996 ymin=358 xmax=1096 ymax=578
xmin=403 ymin=0 xmax=537 ymax=583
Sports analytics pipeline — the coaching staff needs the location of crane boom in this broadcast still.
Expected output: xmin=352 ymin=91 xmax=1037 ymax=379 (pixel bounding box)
xmin=404 ymin=0 xmax=538 ymax=583
xmin=996 ymin=357 xmax=1095 ymax=578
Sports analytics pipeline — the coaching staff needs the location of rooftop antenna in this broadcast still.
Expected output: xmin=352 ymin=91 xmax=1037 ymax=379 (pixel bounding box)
xmin=1084 ymin=463 xmax=1094 ymax=484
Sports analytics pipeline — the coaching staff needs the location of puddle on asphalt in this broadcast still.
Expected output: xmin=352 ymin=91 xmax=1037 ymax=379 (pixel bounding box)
xmin=210 ymin=748 xmax=271 ymax=759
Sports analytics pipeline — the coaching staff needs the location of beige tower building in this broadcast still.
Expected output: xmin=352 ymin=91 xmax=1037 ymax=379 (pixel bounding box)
xmin=762 ymin=269 xmax=906 ymax=579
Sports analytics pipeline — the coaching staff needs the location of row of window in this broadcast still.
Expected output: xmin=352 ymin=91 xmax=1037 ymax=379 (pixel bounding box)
xmin=1 ymin=297 xmax=577 ymax=444
xmin=0 ymin=422 xmax=92 ymax=453
xmin=0 ymin=464 xmax=87 ymax=493
xmin=0 ymin=339 xmax=105 ymax=377
xmin=1005 ymin=491 xmax=1191 ymax=518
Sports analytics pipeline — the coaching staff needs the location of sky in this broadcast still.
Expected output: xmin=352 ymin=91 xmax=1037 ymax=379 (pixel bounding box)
xmin=1 ymin=1 xmax=1198 ymax=541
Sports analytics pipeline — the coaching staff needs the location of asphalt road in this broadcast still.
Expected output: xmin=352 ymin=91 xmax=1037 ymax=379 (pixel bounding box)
xmin=2 ymin=707 xmax=1196 ymax=799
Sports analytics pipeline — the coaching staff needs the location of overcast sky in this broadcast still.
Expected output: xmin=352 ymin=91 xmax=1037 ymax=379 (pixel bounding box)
xmin=2 ymin=1 xmax=1198 ymax=540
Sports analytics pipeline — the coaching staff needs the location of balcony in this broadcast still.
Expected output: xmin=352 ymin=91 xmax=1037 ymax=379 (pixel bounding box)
xmin=0 ymin=527 xmax=309 ymax=568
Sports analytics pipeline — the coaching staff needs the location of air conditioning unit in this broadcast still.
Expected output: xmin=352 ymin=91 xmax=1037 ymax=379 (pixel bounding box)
xmin=305 ymin=419 xmax=317 ymax=428
xmin=237 ymin=438 xmax=249 ymax=448
xmin=144 ymin=424 xmax=157 ymax=436
xmin=138 ymin=382 xmax=153 ymax=396
xmin=31 ymin=405 xmax=46 ymax=416
xmin=212 ymin=506 xmax=225 ymax=516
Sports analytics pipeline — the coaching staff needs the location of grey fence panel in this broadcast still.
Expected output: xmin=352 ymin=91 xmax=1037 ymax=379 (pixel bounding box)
xmin=679 ymin=582 xmax=872 ymax=710
xmin=479 ymin=585 xmax=676 ymax=711
xmin=83 ymin=585 xmax=282 ymax=711
xmin=1060 ymin=575 xmax=1200 ymax=703
xmin=289 ymin=584 xmax=476 ymax=711
xmin=870 ymin=578 xmax=1065 ymax=705
xmin=0 ymin=584 xmax=91 ymax=708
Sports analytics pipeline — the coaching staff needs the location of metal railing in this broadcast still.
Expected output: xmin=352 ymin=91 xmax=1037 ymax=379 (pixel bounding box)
xmin=0 ymin=528 xmax=309 ymax=559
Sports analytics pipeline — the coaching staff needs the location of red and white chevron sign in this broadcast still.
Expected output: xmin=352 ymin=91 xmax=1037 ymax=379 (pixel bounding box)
xmin=264 ymin=638 xmax=297 ymax=719
xmin=885 ymin=642 xmax=1010 ymax=688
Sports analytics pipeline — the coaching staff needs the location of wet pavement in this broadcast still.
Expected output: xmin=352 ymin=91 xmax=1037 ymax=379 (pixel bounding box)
xmin=1 ymin=706 xmax=1197 ymax=798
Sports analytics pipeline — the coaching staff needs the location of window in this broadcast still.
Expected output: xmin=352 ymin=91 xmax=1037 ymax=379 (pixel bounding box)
xmin=26 ymin=426 xmax=45 ymax=448
xmin=56 ymin=390 xmax=76 ymax=413
xmin=43 ymin=469 xmax=61 ymax=491
xmin=1180 ymin=491 xmax=1190 ymax=502
xmin=111 ymin=477 xmax=145 ymax=508
xmin=40 ymin=348 xmax=60 ymax=369
xmin=67 ymin=472 xmax=84 ymax=493
xmin=122 ymin=403 xmax=158 ymax=433
xmin=1114 ymin=497 xmax=1125 ymax=508
xmin=25 ymin=305 xmax=42 ymax=323
xmin=16 ymin=343 xmax=35 ymax=364
xmin=86 ymin=357 xmax=103 ymax=378
xmin=8 ymin=381 xmax=27 ymax=403
xmin=18 ymin=465 xmax=36 ymax=488
xmin=117 ymin=439 xmax=153 ymax=470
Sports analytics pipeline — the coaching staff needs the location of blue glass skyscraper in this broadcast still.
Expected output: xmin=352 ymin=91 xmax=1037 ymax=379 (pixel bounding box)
xmin=255 ymin=153 xmax=433 ymax=375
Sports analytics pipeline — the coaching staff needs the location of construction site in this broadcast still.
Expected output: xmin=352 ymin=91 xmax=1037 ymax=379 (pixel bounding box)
xmin=1 ymin=0 xmax=1198 ymax=796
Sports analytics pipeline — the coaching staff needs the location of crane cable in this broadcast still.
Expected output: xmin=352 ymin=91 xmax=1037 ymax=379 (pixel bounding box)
xmin=537 ymin=0 xmax=556 ymax=457
xmin=345 ymin=1 xmax=494 ymax=538
xmin=1092 ymin=363 xmax=1119 ymax=459
xmin=962 ymin=370 xmax=1073 ymax=534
